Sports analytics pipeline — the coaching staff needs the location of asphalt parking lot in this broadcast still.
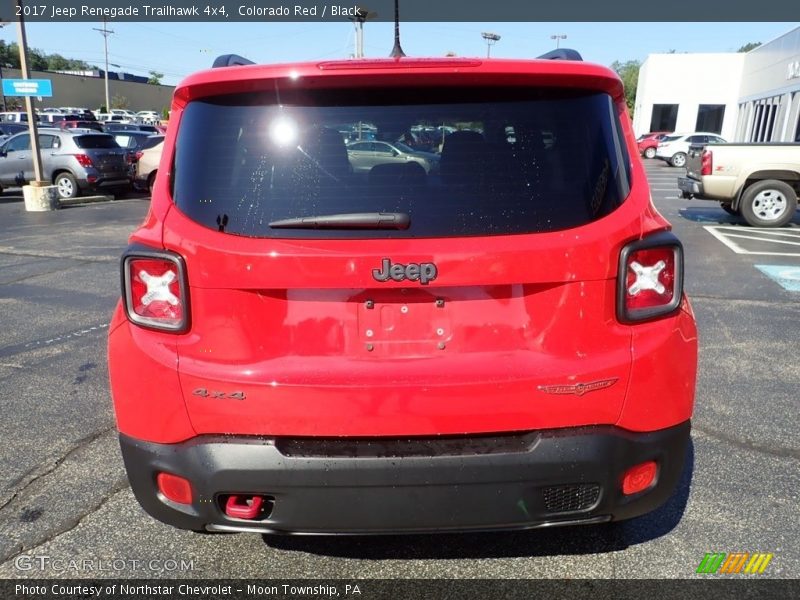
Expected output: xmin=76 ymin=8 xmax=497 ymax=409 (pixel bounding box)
xmin=0 ymin=165 xmax=798 ymax=581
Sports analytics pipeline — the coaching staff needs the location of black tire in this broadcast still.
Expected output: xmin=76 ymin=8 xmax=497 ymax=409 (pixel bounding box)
xmin=720 ymin=203 xmax=739 ymax=216
xmin=644 ymin=147 xmax=656 ymax=159
xmin=669 ymin=152 xmax=687 ymax=168
xmin=54 ymin=172 xmax=80 ymax=199
xmin=739 ymin=180 xmax=798 ymax=228
xmin=148 ymin=171 xmax=157 ymax=195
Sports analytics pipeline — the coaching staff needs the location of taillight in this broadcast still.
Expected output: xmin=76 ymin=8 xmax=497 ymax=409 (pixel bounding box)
xmin=700 ymin=149 xmax=713 ymax=176
xmin=122 ymin=248 xmax=189 ymax=332
xmin=617 ymin=232 xmax=683 ymax=323
xmin=134 ymin=150 xmax=144 ymax=161
xmin=73 ymin=153 xmax=93 ymax=167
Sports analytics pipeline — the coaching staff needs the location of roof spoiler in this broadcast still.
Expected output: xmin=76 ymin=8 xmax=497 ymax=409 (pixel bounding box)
xmin=212 ymin=54 xmax=256 ymax=68
xmin=537 ymin=48 xmax=583 ymax=61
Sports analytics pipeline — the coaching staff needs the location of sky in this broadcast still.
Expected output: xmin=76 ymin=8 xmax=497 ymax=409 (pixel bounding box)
xmin=1 ymin=22 xmax=798 ymax=87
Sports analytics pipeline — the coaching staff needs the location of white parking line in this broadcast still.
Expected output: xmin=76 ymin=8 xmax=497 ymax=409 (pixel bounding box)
xmin=704 ymin=226 xmax=800 ymax=256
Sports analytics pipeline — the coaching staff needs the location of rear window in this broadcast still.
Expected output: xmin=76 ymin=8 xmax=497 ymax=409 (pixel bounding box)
xmin=141 ymin=135 xmax=164 ymax=150
xmin=173 ymin=86 xmax=631 ymax=239
xmin=74 ymin=135 xmax=120 ymax=149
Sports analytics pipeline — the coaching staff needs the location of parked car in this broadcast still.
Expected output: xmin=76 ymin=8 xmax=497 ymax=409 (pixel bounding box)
xmin=655 ymin=132 xmax=726 ymax=167
xmin=37 ymin=113 xmax=72 ymax=124
xmin=637 ymin=131 xmax=671 ymax=159
xmin=0 ymin=130 xmax=130 ymax=199
xmin=102 ymin=122 xmax=142 ymax=133
xmin=109 ymin=52 xmax=697 ymax=535
xmin=0 ymin=122 xmax=28 ymax=143
xmin=136 ymin=110 xmax=161 ymax=124
xmin=346 ymin=140 xmax=440 ymax=173
xmin=0 ymin=111 xmax=30 ymax=123
xmin=113 ymin=131 xmax=159 ymax=177
xmin=680 ymin=142 xmax=800 ymax=227
xmin=96 ymin=113 xmax=134 ymax=124
xmin=132 ymin=135 xmax=164 ymax=192
xmin=59 ymin=120 xmax=105 ymax=132
xmin=136 ymin=124 xmax=166 ymax=135
xmin=110 ymin=109 xmax=138 ymax=120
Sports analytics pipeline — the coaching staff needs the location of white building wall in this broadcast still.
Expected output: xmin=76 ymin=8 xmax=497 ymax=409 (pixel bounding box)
xmin=633 ymin=53 xmax=745 ymax=140
xmin=736 ymin=26 xmax=800 ymax=142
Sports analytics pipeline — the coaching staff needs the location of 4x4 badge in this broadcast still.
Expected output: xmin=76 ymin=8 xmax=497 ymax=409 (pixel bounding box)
xmin=192 ymin=388 xmax=246 ymax=400
xmin=372 ymin=258 xmax=437 ymax=285
xmin=538 ymin=378 xmax=618 ymax=397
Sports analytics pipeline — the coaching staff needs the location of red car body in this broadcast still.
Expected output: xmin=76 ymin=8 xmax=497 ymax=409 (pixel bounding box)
xmin=638 ymin=131 xmax=672 ymax=158
xmin=109 ymin=56 xmax=697 ymax=534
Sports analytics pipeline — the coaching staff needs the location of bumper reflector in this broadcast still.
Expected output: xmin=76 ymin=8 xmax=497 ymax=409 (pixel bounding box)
xmin=156 ymin=472 xmax=193 ymax=505
xmin=622 ymin=461 xmax=658 ymax=495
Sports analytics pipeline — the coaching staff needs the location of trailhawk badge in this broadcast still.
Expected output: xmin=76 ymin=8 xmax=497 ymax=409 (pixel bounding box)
xmin=538 ymin=378 xmax=618 ymax=396
xmin=372 ymin=258 xmax=437 ymax=285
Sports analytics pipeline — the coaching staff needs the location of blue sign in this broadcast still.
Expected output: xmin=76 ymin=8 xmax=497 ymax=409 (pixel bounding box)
xmin=755 ymin=265 xmax=800 ymax=292
xmin=1 ymin=79 xmax=53 ymax=97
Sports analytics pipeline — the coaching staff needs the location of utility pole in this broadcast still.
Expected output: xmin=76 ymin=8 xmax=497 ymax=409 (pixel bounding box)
xmin=389 ymin=0 xmax=405 ymax=58
xmin=15 ymin=0 xmax=44 ymax=184
xmin=0 ymin=23 xmax=8 ymax=111
xmin=93 ymin=17 xmax=113 ymax=111
xmin=481 ymin=32 xmax=501 ymax=58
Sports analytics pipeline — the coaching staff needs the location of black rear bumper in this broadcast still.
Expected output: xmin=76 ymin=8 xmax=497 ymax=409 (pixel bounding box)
xmin=120 ymin=421 xmax=690 ymax=534
xmin=678 ymin=176 xmax=704 ymax=198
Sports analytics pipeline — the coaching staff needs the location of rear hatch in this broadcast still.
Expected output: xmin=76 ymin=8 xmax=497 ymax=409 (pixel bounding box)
xmin=160 ymin=62 xmax=647 ymax=437
xmin=74 ymin=134 xmax=128 ymax=177
xmin=685 ymin=144 xmax=706 ymax=180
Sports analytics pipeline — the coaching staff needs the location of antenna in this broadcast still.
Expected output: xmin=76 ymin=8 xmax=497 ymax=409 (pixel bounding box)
xmin=389 ymin=0 xmax=405 ymax=58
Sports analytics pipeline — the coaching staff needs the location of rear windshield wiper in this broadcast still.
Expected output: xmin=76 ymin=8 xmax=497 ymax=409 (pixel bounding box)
xmin=269 ymin=212 xmax=410 ymax=230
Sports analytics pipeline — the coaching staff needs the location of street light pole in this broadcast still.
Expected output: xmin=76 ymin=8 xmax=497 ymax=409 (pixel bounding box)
xmin=15 ymin=0 xmax=44 ymax=185
xmin=0 ymin=23 xmax=8 ymax=111
xmin=94 ymin=17 xmax=113 ymax=110
xmin=550 ymin=34 xmax=567 ymax=49
xmin=481 ymin=32 xmax=501 ymax=58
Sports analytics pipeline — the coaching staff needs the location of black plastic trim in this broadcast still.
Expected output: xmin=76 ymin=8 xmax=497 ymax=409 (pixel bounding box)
xmin=212 ymin=54 xmax=255 ymax=68
xmin=120 ymin=244 xmax=190 ymax=333
xmin=537 ymin=48 xmax=583 ymax=61
xmin=119 ymin=421 xmax=691 ymax=534
xmin=616 ymin=231 xmax=684 ymax=324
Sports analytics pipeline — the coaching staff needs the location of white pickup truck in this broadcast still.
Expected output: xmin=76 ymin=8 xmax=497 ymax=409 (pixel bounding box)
xmin=678 ymin=143 xmax=800 ymax=227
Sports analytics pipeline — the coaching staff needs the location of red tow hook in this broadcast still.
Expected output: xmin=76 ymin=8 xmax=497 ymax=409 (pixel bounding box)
xmin=224 ymin=495 xmax=264 ymax=520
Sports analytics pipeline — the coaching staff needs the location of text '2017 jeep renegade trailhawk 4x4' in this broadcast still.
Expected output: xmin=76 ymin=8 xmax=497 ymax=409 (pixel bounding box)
xmin=109 ymin=51 xmax=698 ymax=534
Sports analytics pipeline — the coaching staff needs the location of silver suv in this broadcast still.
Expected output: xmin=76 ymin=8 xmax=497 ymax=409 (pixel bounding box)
xmin=0 ymin=129 xmax=130 ymax=199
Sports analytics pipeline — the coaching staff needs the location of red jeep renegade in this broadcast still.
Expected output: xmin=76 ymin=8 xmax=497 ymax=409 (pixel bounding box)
xmin=108 ymin=50 xmax=698 ymax=534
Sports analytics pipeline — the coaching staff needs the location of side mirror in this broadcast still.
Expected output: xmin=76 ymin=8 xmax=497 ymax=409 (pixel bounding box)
xmin=391 ymin=149 xmax=399 ymax=157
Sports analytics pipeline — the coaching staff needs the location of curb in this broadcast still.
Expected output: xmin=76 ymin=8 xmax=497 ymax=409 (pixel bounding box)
xmin=59 ymin=194 xmax=115 ymax=206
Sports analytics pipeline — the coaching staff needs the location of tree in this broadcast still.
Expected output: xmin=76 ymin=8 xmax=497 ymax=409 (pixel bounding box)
xmin=611 ymin=60 xmax=641 ymax=116
xmin=47 ymin=53 xmax=71 ymax=71
xmin=111 ymin=94 xmax=129 ymax=110
xmin=147 ymin=70 xmax=164 ymax=85
xmin=737 ymin=42 xmax=762 ymax=52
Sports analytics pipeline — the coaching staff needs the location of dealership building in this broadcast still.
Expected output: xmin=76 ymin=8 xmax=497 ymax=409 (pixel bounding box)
xmin=633 ymin=26 xmax=800 ymax=143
